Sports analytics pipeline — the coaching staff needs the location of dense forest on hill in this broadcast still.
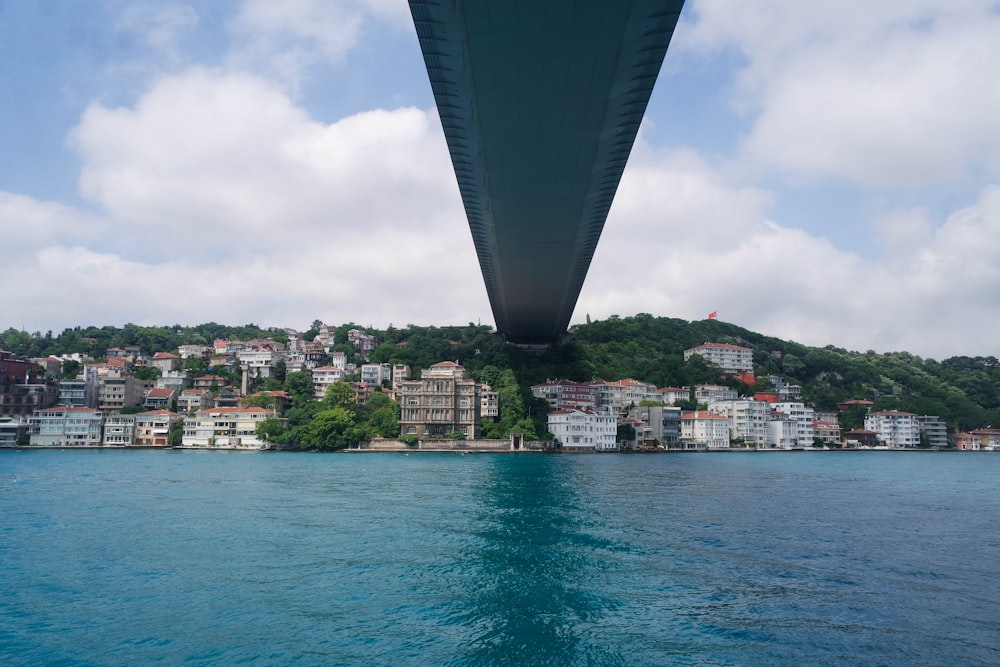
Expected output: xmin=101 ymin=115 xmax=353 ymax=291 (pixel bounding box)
xmin=3 ymin=314 xmax=998 ymax=434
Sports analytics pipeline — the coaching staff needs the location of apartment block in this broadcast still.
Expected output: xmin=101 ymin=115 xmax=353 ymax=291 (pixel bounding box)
xmin=29 ymin=407 xmax=103 ymax=447
xmin=181 ymin=407 xmax=276 ymax=449
xmin=864 ymin=411 xmax=921 ymax=448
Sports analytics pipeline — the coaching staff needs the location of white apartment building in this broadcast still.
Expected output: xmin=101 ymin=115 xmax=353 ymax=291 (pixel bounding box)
xmin=361 ymin=363 xmax=392 ymax=386
xmin=531 ymin=379 xmax=596 ymax=411
xmin=392 ymin=364 xmax=411 ymax=388
xmin=657 ymin=387 xmax=691 ymax=406
xmin=29 ymin=407 xmax=103 ymax=447
xmin=182 ymin=407 xmax=276 ymax=449
xmin=680 ymin=411 xmax=731 ymax=449
xmin=864 ymin=411 xmax=921 ymax=448
xmin=766 ymin=413 xmax=799 ymax=449
xmin=694 ymin=384 xmax=738 ymax=405
xmin=772 ymin=402 xmax=815 ymax=448
xmin=480 ymin=384 xmax=500 ymax=422
xmin=684 ymin=343 xmax=754 ymax=373
xmin=103 ymin=414 xmax=136 ymax=446
xmin=329 ymin=352 xmax=348 ymax=370
xmin=588 ymin=379 xmax=657 ymax=413
xmin=708 ymin=399 xmax=772 ymax=445
xmin=238 ymin=349 xmax=283 ymax=378
xmin=177 ymin=389 xmax=213 ymax=414
xmin=312 ymin=366 xmax=346 ymax=399
xmin=548 ymin=407 xmax=618 ymax=452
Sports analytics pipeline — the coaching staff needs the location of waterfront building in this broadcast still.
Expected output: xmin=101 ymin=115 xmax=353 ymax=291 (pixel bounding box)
xmin=917 ymin=415 xmax=949 ymax=449
xmin=103 ymin=414 xmax=136 ymax=446
xmin=548 ymin=407 xmax=617 ymax=451
xmin=397 ymin=361 xmax=481 ymax=439
xmin=181 ymin=406 xmax=276 ymax=449
xmin=772 ymin=402 xmax=816 ymax=447
xmin=0 ymin=416 xmax=28 ymax=446
xmin=134 ymin=410 xmax=181 ymax=447
xmin=766 ymin=412 xmax=798 ymax=449
xmin=707 ymin=399 xmax=772 ymax=445
xmin=844 ymin=429 xmax=879 ymax=448
xmin=954 ymin=432 xmax=981 ymax=451
xmin=627 ymin=405 xmax=682 ymax=449
xmin=29 ymin=407 xmax=103 ymax=447
xmin=813 ymin=420 xmax=842 ymax=446
xmin=680 ymin=411 xmax=730 ymax=449
xmin=865 ymin=411 xmax=921 ymax=448
xmin=531 ymin=379 xmax=596 ymax=411
xmin=970 ymin=428 xmax=1000 ymax=451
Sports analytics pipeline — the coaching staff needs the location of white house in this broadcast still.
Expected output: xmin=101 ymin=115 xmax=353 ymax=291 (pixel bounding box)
xmin=548 ymin=407 xmax=618 ymax=451
xmin=680 ymin=411 xmax=730 ymax=449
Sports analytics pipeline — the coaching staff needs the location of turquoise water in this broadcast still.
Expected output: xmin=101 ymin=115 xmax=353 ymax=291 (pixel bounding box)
xmin=2 ymin=450 xmax=999 ymax=666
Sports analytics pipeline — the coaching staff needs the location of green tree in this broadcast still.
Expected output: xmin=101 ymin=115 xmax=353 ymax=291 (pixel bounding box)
xmin=284 ymin=371 xmax=315 ymax=403
xmin=302 ymin=408 xmax=364 ymax=450
xmin=324 ymin=382 xmax=357 ymax=410
xmin=256 ymin=418 xmax=287 ymax=445
xmin=132 ymin=366 xmax=160 ymax=381
xmin=168 ymin=418 xmax=184 ymax=446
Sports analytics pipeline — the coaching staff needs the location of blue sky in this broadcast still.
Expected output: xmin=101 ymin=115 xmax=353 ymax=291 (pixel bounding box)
xmin=2 ymin=0 xmax=999 ymax=360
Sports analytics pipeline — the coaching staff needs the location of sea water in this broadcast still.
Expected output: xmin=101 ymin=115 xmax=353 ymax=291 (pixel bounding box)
xmin=2 ymin=449 xmax=998 ymax=666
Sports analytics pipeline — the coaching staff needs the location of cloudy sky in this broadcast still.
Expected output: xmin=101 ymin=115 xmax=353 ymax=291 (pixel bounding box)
xmin=2 ymin=0 xmax=999 ymax=359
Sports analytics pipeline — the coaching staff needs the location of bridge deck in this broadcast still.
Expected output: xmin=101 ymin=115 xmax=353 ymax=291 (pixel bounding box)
xmin=410 ymin=0 xmax=684 ymax=344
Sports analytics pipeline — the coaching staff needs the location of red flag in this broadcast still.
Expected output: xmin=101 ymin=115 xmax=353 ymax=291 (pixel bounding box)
xmin=708 ymin=311 xmax=717 ymax=319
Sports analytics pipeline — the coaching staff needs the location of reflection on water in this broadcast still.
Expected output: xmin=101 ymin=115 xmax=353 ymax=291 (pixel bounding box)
xmin=453 ymin=456 xmax=625 ymax=666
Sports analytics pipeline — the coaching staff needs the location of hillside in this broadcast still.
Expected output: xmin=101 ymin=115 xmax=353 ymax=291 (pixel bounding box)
xmin=3 ymin=314 xmax=998 ymax=434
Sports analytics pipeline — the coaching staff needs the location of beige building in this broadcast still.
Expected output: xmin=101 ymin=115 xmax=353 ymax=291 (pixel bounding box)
xmin=397 ymin=361 xmax=481 ymax=438
xmin=181 ymin=406 xmax=275 ymax=449
xmin=134 ymin=410 xmax=181 ymax=447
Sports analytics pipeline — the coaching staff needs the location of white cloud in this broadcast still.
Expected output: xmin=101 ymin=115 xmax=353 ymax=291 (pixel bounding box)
xmin=2 ymin=66 xmax=488 ymax=333
xmin=114 ymin=2 xmax=199 ymax=56
xmin=576 ymin=141 xmax=1000 ymax=358
xmin=679 ymin=0 xmax=1000 ymax=188
xmin=227 ymin=0 xmax=392 ymax=93
xmin=70 ymin=69 xmax=460 ymax=259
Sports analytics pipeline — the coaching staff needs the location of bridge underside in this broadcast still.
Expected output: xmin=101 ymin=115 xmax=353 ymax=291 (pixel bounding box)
xmin=410 ymin=1 xmax=684 ymax=344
